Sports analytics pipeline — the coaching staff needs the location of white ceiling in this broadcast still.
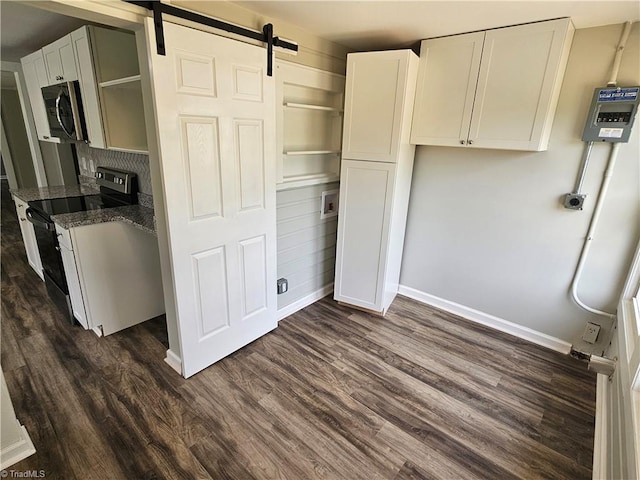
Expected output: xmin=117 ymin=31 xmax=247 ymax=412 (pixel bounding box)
xmin=0 ymin=0 xmax=638 ymax=63
xmin=0 ymin=1 xmax=85 ymax=62
xmin=233 ymin=1 xmax=640 ymax=50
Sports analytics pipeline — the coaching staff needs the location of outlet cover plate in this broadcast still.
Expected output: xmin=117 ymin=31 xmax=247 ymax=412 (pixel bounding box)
xmin=582 ymin=322 xmax=601 ymax=344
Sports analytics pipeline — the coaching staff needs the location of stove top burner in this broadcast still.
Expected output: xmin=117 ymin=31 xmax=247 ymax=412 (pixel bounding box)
xmin=27 ymin=193 xmax=133 ymax=218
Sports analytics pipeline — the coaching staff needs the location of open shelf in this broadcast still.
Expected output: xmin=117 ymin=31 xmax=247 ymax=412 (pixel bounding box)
xmin=277 ymin=173 xmax=341 ymax=191
xmin=284 ymin=150 xmax=341 ymax=156
xmin=276 ymin=60 xmax=345 ymax=189
xmin=100 ymin=80 xmax=148 ymax=153
xmin=99 ymin=75 xmax=141 ymax=88
xmin=284 ymin=102 xmax=343 ymax=113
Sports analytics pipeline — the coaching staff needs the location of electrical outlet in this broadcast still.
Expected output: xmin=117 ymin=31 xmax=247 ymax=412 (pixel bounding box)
xmin=563 ymin=193 xmax=586 ymax=210
xmin=582 ymin=322 xmax=601 ymax=344
xmin=277 ymin=278 xmax=288 ymax=295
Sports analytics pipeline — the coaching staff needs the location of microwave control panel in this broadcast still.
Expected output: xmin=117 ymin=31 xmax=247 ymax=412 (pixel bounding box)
xmin=582 ymin=86 xmax=640 ymax=143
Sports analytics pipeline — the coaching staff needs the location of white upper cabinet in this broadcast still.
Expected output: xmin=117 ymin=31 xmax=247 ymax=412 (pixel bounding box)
xmin=42 ymin=34 xmax=78 ymax=84
xmin=410 ymin=32 xmax=484 ymax=147
xmin=20 ymin=50 xmax=58 ymax=142
xmin=22 ymin=26 xmax=145 ymax=151
xmin=411 ymin=18 xmax=575 ymax=151
xmin=71 ymin=26 xmax=106 ymax=149
xmin=343 ymin=50 xmax=418 ymax=162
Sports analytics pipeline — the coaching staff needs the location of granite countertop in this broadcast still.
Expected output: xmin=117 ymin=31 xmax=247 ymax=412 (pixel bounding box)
xmin=52 ymin=205 xmax=156 ymax=235
xmin=11 ymin=184 xmax=100 ymax=203
xmin=10 ymin=185 xmax=156 ymax=235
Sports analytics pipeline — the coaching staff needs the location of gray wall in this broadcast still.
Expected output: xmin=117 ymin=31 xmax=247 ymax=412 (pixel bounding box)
xmin=277 ymin=182 xmax=339 ymax=310
xmin=76 ymin=143 xmax=153 ymax=195
xmin=400 ymin=23 xmax=640 ymax=343
xmin=1 ymin=88 xmax=37 ymax=188
xmin=39 ymin=141 xmax=77 ymax=186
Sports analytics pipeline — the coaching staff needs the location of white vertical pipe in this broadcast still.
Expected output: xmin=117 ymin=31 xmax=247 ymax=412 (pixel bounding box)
xmin=574 ymin=141 xmax=594 ymax=194
xmin=570 ymin=143 xmax=620 ymax=319
xmin=607 ymin=21 xmax=633 ymax=87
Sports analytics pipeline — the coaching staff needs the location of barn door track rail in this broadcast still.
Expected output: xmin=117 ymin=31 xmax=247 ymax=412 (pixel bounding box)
xmin=124 ymin=0 xmax=298 ymax=75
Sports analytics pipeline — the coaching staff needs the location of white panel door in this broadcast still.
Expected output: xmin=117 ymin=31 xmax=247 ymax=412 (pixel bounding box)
xmin=145 ymin=19 xmax=277 ymax=377
xmin=334 ymin=159 xmax=395 ymax=311
xmin=410 ymin=32 xmax=485 ymax=146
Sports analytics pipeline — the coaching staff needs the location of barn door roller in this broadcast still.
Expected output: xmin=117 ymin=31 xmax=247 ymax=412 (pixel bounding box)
xmin=125 ymin=1 xmax=298 ymax=76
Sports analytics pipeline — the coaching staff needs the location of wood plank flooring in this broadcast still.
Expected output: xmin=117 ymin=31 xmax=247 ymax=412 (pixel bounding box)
xmin=1 ymin=180 xmax=596 ymax=479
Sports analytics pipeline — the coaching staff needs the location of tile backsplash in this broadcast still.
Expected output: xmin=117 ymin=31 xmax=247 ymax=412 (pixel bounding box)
xmin=76 ymin=143 xmax=153 ymax=195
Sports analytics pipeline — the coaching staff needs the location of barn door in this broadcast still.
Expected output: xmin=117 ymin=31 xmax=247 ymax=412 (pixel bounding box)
xmin=144 ymin=19 xmax=277 ymax=377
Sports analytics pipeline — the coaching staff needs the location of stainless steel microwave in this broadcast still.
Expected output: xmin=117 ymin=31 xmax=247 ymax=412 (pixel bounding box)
xmin=41 ymin=81 xmax=86 ymax=141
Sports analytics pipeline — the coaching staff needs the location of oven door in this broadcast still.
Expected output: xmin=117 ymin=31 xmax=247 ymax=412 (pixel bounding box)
xmin=25 ymin=208 xmax=68 ymax=292
xmin=41 ymin=82 xmax=85 ymax=141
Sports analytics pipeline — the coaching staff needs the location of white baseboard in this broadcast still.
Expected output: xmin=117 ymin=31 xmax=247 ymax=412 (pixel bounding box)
xmin=277 ymin=283 xmax=334 ymax=321
xmin=593 ymin=374 xmax=608 ymax=480
xmin=164 ymin=349 xmax=182 ymax=375
xmin=397 ymin=285 xmax=572 ymax=354
xmin=0 ymin=424 xmax=36 ymax=470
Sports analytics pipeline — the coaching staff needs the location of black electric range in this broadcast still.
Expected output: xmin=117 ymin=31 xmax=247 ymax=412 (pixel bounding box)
xmin=27 ymin=194 xmax=120 ymax=217
xmin=25 ymin=167 xmax=138 ymax=324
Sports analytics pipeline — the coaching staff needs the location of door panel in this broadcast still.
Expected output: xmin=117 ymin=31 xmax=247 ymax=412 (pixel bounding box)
xmin=182 ymin=117 xmax=223 ymax=219
xmin=239 ymin=234 xmax=268 ymax=318
xmin=469 ymin=19 xmax=568 ymax=150
xmin=410 ymin=32 xmax=485 ymax=146
xmin=234 ymin=119 xmax=265 ymax=211
xmin=334 ymin=160 xmax=395 ymax=310
xmin=192 ymin=247 xmax=230 ymax=338
xmin=145 ymin=19 xmax=277 ymax=377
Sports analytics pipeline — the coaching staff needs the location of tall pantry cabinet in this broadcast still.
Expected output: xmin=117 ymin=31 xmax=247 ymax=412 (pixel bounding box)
xmin=334 ymin=50 xmax=418 ymax=314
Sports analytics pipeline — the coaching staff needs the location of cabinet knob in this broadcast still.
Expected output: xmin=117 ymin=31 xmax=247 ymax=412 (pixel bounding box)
xmin=20 ymin=217 xmax=26 ymax=221
xmin=43 ymin=136 xmax=49 ymax=139
xmin=468 ymin=140 xmax=474 ymax=145
xmin=460 ymin=140 xmax=466 ymax=145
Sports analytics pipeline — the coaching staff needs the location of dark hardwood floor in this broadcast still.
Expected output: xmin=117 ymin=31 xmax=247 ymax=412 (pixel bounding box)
xmin=1 ymin=180 xmax=596 ymax=479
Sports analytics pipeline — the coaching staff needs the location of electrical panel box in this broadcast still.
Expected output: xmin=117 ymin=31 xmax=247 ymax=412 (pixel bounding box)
xmin=582 ymin=86 xmax=640 ymax=143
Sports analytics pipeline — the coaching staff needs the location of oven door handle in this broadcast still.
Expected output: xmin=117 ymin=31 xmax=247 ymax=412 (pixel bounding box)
xmin=25 ymin=208 xmax=54 ymax=231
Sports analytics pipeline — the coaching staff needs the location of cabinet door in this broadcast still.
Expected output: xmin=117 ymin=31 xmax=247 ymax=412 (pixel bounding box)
xmin=42 ymin=35 xmax=78 ymax=84
xmin=410 ymin=32 xmax=485 ymax=147
xmin=468 ymin=18 xmax=573 ymax=150
xmin=13 ymin=199 xmax=43 ymax=279
xmin=59 ymin=243 xmax=89 ymax=329
xmin=342 ymin=51 xmax=411 ymax=162
xmin=71 ymin=27 xmax=105 ymax=148
xmin=334 ymin=160 xmax=395 ymax=311
xmin=20 ymin=51 xmax=55 ymax=141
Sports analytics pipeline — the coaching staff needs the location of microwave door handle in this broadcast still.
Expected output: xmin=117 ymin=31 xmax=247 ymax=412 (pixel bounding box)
xmin=67 ymin=84 xmax=84 ymax=141
xmin=55 ymin=90 xmax=74 ymax=138
xmin=25 ymin=208 xmax=53 ymax=231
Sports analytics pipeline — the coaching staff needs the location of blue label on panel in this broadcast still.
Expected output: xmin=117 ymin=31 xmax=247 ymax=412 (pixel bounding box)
xmin=598 ymin=87 xmax=639 ymax=102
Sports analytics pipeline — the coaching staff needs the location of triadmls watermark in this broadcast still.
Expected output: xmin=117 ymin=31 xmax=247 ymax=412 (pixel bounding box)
xmin=0 ymin=470 xmax=45 ymax=478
